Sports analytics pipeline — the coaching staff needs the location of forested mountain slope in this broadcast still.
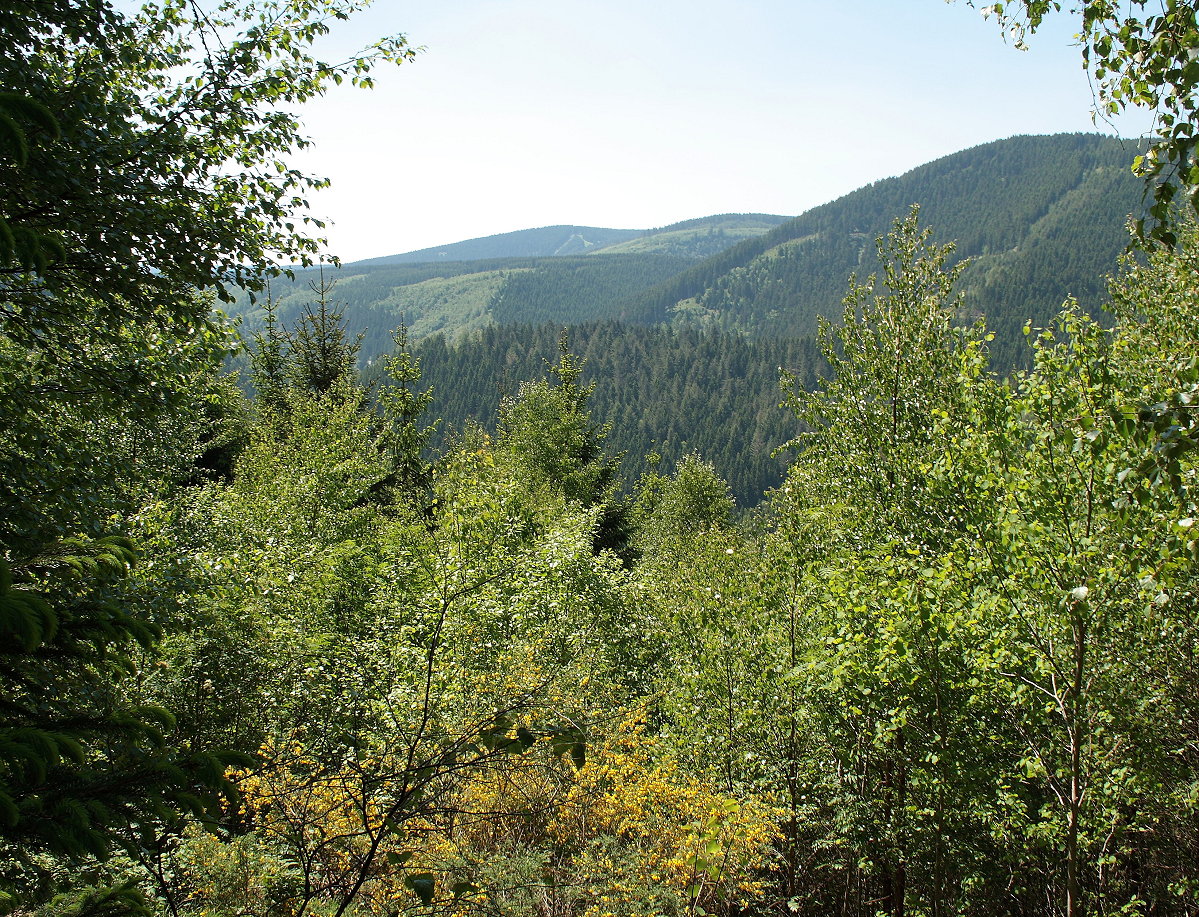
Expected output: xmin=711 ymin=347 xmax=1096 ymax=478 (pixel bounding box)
xmin=627 ymin=133 xmax=1143 ymax=366
xmin=238 ymin=215 xmax=790 ymax=360
xmin=249 ymin=253 xmax=694 ymax=360
xmin=369 ymin=322 xmax=823 ymax=506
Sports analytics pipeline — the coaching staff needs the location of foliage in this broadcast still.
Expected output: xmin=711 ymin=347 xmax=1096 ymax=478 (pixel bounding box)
xmin=551 ymin=718 xmax=780 ymax=917
xmin=1105 ymin=222 xmax=1199 ymax=512
xmin=756 ymin=208 xmax=1199 ymax=916
xmin=286 ymin=272 xmax=364 ymax=398
xmin=756 ymin=210 xmax=997 ymax=914
xmin=963 ymin=309 xmax=1187 ymax=915
xmin=630 ymin=454 xmax=735 ymax=558
xmin=972 ymin=1 xmax=1199 ymax=245
xmin=0 ymin=541 xmax=241 ymax=907
xmin=171 ymin=827 xmax=298 ymax=916
xmin=377 ymin=324 xmax=438 ymax=503
xmin=0 ymin=295 xmax=237 ymax=553
xmin=782 ymin=204 xmax=978 ymax=531
xmin=0 ymin=0 xmax=414 ymax=332
xmin=126 ymin=375 xmax=634 ymax=914
xmin=380 ymin=715 xmax=779 ymax=917
xmin=249 ymin=276 xmax=364 ymax=419
xmin=0 ymin=0 xmax=414 ymax=907
xmin=498 ymin=340 xmax=614 ymax=508
xmin=495 ymin=336 xmax=630 ymax=554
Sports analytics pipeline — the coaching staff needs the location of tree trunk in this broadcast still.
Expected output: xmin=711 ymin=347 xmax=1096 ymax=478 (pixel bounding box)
xmin=1066 ymin=614 xmax=1087 ymax=917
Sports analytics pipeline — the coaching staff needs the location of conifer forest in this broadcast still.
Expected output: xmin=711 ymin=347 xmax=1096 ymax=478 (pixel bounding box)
xmin=3 ymin=2 xmax=1199 ymax=917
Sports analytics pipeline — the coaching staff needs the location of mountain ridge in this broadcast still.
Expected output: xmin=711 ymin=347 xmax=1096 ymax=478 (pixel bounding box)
xmin=248 ymin=132 xmax=1150 ymax=503
xmin=349 ymin=213 xmax=792 ymax=266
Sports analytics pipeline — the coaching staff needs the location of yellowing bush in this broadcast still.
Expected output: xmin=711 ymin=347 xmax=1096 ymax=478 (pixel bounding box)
xmin=226 ymin=736 xmax=416 ymax=914
xmin=551 ymin=718 xmax=780 ymax=917
xmin=176 ymin=716 xmax=778 ymax=917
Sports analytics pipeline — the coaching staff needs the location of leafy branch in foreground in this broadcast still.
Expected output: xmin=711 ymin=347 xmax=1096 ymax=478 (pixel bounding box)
xmin=970 ymin=0 xmax=1199 ymax=246
xmin=0 ymin=0 xmax=417 ymax=351
xmin=0 ymin=540 xmax=245 ymax=907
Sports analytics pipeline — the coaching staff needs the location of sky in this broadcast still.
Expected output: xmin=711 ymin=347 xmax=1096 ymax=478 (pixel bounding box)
xmin=289 ymin=0 xmax=1155 ymax=263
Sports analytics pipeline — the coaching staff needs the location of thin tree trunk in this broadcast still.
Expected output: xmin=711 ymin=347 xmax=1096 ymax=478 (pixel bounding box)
xmin=894 ymin=725 xmax=907 ymax=917
xmin=1066 ymin=614 xmax=1087 ymax=917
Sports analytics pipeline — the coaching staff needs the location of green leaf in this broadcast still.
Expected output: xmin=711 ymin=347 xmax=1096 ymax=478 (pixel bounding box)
xmin=405 ymin=873 xmax=436 ymax=905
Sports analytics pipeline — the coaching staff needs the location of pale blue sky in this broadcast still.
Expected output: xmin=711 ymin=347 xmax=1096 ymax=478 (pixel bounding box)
xmin=290 ymin=1 xmax=1154 ymax=262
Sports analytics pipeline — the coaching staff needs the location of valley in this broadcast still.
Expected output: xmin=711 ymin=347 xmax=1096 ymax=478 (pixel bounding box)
xmin=243 ymin=133 xmax=1146 ymax=504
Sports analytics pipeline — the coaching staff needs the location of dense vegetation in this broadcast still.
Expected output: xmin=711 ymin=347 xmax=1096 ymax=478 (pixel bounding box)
xmin=4 ymin=2 xmax=1199 ymax=917
xmin=15 ymin=201 xmax=1199 ymax=917
xmin=378 ymin=322 xmax=822 ymax=507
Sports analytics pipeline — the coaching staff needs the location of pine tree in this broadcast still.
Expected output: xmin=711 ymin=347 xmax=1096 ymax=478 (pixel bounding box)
xmin=287 ymin=270 xmax=362 ymax=397
xmin=378 ymin=323 xmax=438 ymax=505
xmin=497 ymin=333 xmax=629 ymax=554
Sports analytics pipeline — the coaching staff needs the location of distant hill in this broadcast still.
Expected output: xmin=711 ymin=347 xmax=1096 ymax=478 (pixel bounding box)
xmin=589 ymin=214 xmax=792 ymax=260
xmin=353 ymin=225 xmax=643 ymax=265
xmin=235 ymin=214 xmax=790 ymax=359
xmin=350 ymin=213 xmax=791 ymax=266
xmin=243 ymin=253 xmax=696 ymax=361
